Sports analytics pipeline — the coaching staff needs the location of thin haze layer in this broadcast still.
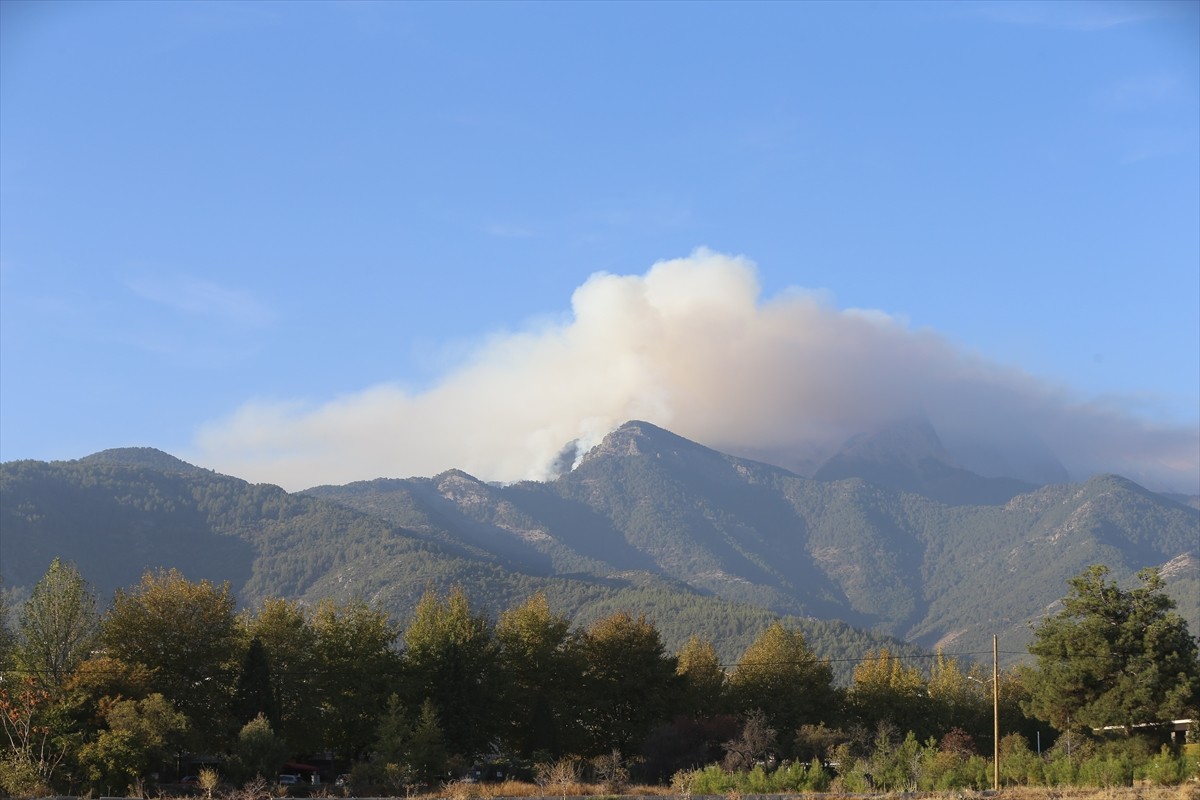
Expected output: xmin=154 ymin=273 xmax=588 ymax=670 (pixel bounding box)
xmin=192 ymin=250 xmax=1199 ymax=492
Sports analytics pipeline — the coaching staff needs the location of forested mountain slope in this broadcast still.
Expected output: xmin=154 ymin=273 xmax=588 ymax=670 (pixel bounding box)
xmin=309 ymin=421 xmax=1200 ymax=661
xmin=0 ymin=450 xmax=928 ymax=675
xmin=3 ymin=421 xmax=1195 ymax=669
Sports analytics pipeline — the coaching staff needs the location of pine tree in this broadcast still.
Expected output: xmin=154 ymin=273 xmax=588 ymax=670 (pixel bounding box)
xmin=1023 ymin=565 xmax=1200 ymax=731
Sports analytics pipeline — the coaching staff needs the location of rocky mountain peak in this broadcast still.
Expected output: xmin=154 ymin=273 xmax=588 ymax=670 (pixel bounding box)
xmin=579 ymin=420 xmax=720 ymax=465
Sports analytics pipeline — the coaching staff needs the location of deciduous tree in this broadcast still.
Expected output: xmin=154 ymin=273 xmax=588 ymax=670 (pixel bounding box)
xmin=78 ymin=692 xmax=188 ymax=795
xmin=402 ymin=587 xmax=498 ymax=760
xmin=243 ymin=598 xmax=321 ymax=754
xmin=101 ymin=569 xmax=239 ymax=750
xmin=17 ymin=559 xmax=98 ymax=688
xmin=0 ymin=675 xmax=68 ymax=794
xmin=847 ymin=649 xmax=929 ymax=739
xmin=495 ymin=592 xmax=577 ymax=757
xmin=676 ymin=635 xmax=725 ymax=717
xmin=727 ymin=622 xmax=837 ymax=752
xmin=313 ymin=598 xmax=399 ymax=760
xmin=575 ymin=611 xmax=679 ymax=755
xmin=927 ymin=652 xmax=988 ymax=738
xmin=229 ymin=713 xmax=287 ymax=784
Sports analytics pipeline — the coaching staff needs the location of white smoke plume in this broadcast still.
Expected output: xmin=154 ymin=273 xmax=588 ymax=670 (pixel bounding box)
xmin=192 ymin=249 xmax=1199 ymax=492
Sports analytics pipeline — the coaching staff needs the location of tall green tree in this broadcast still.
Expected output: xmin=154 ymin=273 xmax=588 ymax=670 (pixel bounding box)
xmin=232 ymin=637 xmax=279 ymax=731
xmin=494 ymin=592 xmax=577 ymax=758
xmin=313 ymin=598 xmax=399 ymax=760
xmin=402 ymin=587 xmax=498 ymax=759
xmin=575 ymin=611 xmax=680 ymax=756
xmin=101 ymin=569 xmax=239 ymax=750
xmin=1023 ymin=565 xmax=1200 ymax=731
xmin=17 ymin=559 xmax=98 ymax=688
xmin=407 ymin=699 xmax=449 ymax=786
xmin=726 ymin=622 xmax=837 ymax=752
xmin=243 ymin=598 xmax=321 ymax=755
xmin=365 ymin=694 xmax=448 ymax=791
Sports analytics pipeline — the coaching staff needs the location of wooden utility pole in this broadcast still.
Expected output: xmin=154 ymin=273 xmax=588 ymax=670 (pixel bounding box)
xmin=993 ymin=633 xmax=1000 ymax=792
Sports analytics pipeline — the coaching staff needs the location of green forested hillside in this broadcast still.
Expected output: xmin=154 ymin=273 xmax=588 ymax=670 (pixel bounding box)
xmin=310 ymin=421 xmax=1200 ymax=663
xmin=0 ymin=452 xmax=925 ymax=682
xmin=2 ymin=422 xmax=1195 ymax=671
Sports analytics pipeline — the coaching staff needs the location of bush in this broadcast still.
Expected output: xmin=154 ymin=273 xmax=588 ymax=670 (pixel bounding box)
xmin=999 ymin=732 xmax=1043 ymax=786
xmin=0 ymin=755 xmax=50 ymax=798
xmin=743 ymin=763 xmax=771 ymax=794
xmin=1042 ymin=750 xmax=1078 ymax=787
xmin=1077 ymin=751 xmax=1134 ymax=787
xmin=1077 ymin=735 xmax=1156 ymax=788
xmin=685 ymin=764 xmax=733 ymax=795
xmin=1137 ymin=745 xmax=1187 ymax=786
xmin=869 ymin=730 xmax=921 ymax=791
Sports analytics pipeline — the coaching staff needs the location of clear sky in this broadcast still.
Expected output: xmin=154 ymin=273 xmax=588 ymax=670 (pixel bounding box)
xmin=2 ymin=1 xmax=1197 ymax=491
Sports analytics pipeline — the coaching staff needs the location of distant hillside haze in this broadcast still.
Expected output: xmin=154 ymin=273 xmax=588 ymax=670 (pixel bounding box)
xmin=812 ymin=417 xmax=1042 ymax=505
xmin=2 ymin=420 xmax=1196 ymax=669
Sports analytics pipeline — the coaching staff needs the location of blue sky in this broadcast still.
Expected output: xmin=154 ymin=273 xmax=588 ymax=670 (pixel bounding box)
xmin=2 ymin=1 xmax=1197 ymax=491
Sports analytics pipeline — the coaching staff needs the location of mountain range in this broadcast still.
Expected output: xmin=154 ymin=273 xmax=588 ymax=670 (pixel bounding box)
xmin=1 ymin=420 xmax=1196 ymax=672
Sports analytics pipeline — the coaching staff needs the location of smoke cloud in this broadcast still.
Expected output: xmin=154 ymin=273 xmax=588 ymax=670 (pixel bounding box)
xmin=192 ymin=249 xmax=1199 ymax=492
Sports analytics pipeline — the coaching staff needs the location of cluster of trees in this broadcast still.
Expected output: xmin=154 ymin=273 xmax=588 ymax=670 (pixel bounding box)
xmin=0 ymin=561 xmax=1196 ymax=797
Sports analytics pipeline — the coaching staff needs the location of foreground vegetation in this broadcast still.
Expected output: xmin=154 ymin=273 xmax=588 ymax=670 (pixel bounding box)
xmin=0 ymin=561 xmax=1196 ymax=798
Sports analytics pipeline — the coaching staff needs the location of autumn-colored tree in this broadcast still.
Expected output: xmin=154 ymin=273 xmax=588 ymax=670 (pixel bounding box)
xmin=847 ymin=649 xmax=929 ymax=738
xmin=0 ymin=676 xmax=67 ymax=795
xmin=101 ymin=569 xmax=239 ymax=750
xmin=926 ymin=652 xmax=989 ymax=738
xmin=726 ymin=622 xmax=837 ymax=754
xmin=676 ymin=635 xmax=725 ymax=717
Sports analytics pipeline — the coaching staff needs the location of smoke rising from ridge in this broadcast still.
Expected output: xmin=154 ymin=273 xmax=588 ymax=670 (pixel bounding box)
xmin=192 ymin=249 xmax=1199 ymax=492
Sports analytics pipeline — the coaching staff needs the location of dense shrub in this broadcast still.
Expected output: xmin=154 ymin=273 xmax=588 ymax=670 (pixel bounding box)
xmin=1137 ymin=745 xmax=1189 ymax=786
xmin=999 ymin=731 xmax=1045 ymax=786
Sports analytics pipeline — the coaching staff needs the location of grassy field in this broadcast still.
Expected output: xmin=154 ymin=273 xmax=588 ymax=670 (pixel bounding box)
xmin=167 ymin=777 xmax=1200 ymax=800
xmin=414 ymin=780 xmax=1200 ymax=800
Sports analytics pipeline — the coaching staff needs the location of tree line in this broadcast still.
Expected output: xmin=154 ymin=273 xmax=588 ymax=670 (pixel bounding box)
xmin=0 ymin=561 xmax=1196 ymax=796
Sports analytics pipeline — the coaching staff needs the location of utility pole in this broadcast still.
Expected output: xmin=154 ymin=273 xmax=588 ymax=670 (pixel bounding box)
xmin=993 ymin=633 xmax=1000 ymax=792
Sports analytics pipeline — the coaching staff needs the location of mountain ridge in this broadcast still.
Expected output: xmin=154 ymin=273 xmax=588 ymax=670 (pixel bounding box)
xmin=2 ymin=421 xmax=1196 ymax=669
